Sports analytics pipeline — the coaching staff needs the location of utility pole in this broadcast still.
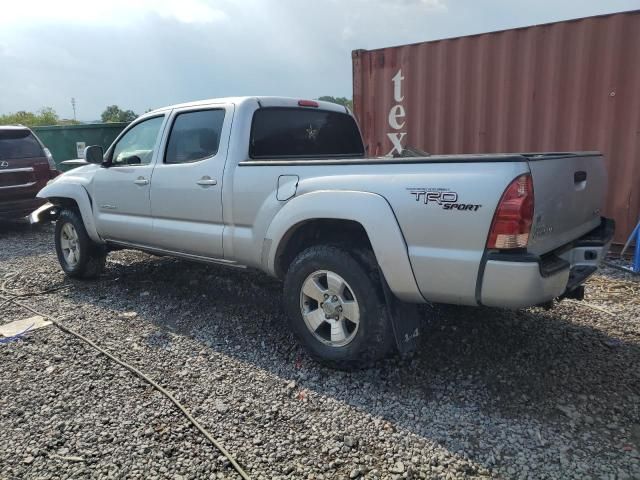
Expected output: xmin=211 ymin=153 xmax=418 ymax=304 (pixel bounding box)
xmin=71 ymin=98 xmax=77 ymax=121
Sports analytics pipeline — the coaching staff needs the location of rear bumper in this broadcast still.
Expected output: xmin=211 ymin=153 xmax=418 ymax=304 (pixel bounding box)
xmin=479 ymin=218 xmax=614 ymax=308
xmin=0 ymin=197 xmax=46 ymax=220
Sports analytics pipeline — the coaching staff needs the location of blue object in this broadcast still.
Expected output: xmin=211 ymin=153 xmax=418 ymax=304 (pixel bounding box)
xmin=0 ymin=324 xmax=33 ymax=344
xmin=634 ymin=223 xmax=640 ymax=273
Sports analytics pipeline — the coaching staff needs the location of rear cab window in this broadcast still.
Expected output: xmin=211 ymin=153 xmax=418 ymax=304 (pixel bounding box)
xmin=249 ymin=108 xmax=364 ymax=160
xmin=0 ymin=129 xmax=44 ymax=160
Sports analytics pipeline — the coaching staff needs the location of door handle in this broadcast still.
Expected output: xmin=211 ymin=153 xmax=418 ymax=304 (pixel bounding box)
xmin=134 ymin=177 xmax=149 ymax=186
xmin=196 ymin=176 xmax=217 ymax=186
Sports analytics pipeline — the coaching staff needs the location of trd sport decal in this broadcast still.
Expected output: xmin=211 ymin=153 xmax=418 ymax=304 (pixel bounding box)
xmin=407 ymin=187 xmax=482 ymax=212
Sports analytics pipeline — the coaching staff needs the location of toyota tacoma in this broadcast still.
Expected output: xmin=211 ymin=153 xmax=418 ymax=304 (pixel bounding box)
xmin=33 ymin=97 xmax=614 ymax=368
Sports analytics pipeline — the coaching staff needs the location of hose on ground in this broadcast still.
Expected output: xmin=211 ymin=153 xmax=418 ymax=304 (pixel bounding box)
xmin=0 ymin=290 xmax=251 ymax=480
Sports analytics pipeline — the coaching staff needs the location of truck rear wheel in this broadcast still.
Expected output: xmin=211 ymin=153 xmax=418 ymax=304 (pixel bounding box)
xmin=55 ymin=209 xmax=106 ymax=279
xmin=283 ymin=245 xmax=394 ymax=369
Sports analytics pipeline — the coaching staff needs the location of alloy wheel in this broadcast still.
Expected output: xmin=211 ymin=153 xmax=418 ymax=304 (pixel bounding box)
xmin=59 ymin=222 xmax=80 ymax=267
xmin=300 ymin=270 xmax=360 ymax=347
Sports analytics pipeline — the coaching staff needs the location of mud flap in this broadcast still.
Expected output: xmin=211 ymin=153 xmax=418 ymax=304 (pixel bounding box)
xmin=380 ymin=271 xmax=422 ymax=355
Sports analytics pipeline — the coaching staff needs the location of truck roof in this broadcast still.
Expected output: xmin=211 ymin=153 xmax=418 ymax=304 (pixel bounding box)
xmin=144 ymin=96 xmax=350 ymax=116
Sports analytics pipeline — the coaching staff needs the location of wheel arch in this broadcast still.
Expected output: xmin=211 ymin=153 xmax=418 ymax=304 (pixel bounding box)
xmin=37 ymin=182 xmax=103 ymax=243
xmin=274 ymin=218 xmax=372 ymax=277
xmin=264 ymin=190 xmax=424 ymax=303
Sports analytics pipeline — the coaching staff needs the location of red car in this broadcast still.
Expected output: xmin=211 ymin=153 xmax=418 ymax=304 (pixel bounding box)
xmin=0 ymin=126 xmax=59 ymax=220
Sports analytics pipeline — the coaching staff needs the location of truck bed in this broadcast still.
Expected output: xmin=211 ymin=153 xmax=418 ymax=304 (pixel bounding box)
xmin=237 ymin=150 xmax=606 ymax=306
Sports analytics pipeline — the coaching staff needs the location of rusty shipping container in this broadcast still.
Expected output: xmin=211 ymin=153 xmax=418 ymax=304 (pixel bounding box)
xmin=352 ymin=10 xmax=640 ymax=244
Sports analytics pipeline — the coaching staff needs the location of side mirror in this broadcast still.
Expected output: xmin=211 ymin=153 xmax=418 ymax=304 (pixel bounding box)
xmin=84 ymin=145 xmax=104 ymax=164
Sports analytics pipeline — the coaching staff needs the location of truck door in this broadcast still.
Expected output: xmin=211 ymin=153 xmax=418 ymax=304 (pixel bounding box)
xmin=148 ymin=105 xmax=232 ymax=258
xmin=92 ymin=115 xmax=166 ymax=245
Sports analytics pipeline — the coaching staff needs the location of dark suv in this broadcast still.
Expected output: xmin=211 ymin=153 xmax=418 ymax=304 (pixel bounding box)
xmin=0 ymin=126 xmax=59 ymax=220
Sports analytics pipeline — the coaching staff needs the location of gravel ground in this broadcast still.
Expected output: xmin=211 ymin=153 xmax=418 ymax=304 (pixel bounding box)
xmin=0 ymin=222 xmax=638 ymax=480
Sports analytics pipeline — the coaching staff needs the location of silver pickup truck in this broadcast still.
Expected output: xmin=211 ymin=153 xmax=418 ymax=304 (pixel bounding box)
xmin=34 ymin=97 xmax=614 ymax=368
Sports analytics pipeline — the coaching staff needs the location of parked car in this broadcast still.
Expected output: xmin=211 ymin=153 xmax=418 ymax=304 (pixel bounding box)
xmin=0 ymin=126 xmax=58 ymax=220
xmin=33 ymin=97 xmax=614 ymax=368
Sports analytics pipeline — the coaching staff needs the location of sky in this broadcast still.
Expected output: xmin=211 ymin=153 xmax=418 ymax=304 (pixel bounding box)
xmin=1 ymin=0 xmax=639 ymax=120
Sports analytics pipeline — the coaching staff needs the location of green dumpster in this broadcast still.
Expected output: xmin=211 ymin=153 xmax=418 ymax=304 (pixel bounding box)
xmin=33 ymin=123 xmax=128 ymax=171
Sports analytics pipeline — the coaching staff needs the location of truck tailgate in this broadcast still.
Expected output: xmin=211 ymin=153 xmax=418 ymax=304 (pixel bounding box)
xmin=526 ymin=152 xmax=606 ymax=255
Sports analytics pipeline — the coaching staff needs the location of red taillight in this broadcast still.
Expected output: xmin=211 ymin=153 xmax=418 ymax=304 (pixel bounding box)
xmin=298 ymin=100 xmax=319 ymax=108
xmin=487 ymin=174 xmax=534 ymax=249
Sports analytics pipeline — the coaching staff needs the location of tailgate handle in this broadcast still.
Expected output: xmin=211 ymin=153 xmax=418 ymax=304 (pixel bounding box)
xmin=574 ymin=171 xmax=587 ymax=183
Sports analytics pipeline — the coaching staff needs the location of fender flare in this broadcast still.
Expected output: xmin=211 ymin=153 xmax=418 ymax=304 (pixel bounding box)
xmin=37 ymin=183 xmax=103 ymax=244
xmin=264 ymin=190 xmax=424 ymax=303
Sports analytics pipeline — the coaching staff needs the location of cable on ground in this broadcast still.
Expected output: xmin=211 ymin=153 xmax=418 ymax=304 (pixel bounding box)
xmin=0 ymin=284 xmax=251 ymax=480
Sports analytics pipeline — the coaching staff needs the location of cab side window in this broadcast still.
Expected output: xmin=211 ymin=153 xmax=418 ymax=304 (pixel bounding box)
xmin=165 ymin=109 xmax=225 ymax=164
xmin=111 ymin=116 xmax=164 ymax=166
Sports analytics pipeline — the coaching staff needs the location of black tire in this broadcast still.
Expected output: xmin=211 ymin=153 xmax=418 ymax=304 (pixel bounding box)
xmin=55 ymin=209 xmax=106 ymax=279
xmin=283 ymin=245 xmax=395 ymax=370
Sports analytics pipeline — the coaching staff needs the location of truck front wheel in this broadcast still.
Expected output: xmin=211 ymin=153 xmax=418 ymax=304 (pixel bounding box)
xmin=55 ymin=209 xmax=106 ymax=279
xmin=283 ymin=245 xmax=394 ymax=369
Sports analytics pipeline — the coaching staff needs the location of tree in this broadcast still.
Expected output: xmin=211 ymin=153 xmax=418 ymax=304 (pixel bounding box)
xmin=101 ymin=105 xmax=137 ymax=123
xmin=0 ymin=107 xmax=62 ymax=127
xmin=317 ymin=96 xmax=353 ymax=110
